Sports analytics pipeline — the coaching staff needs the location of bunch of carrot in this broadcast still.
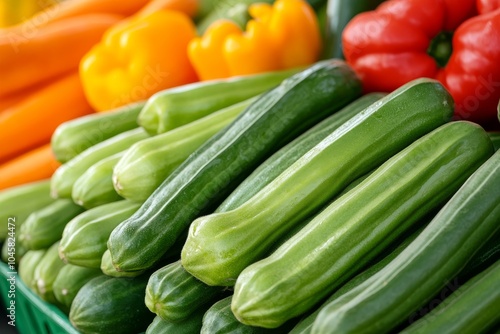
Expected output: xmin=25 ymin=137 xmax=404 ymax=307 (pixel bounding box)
xmin=0 ymin=0 xmax=198 ymax=190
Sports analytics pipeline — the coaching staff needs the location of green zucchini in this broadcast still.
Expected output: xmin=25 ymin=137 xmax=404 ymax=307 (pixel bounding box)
xmin=488 ymin=132 xmax=500 ymax=151
xmin=51 ymin=101 xmax=144 ymax=163
xmin=72 ymin=152 xmax=124 ymax=209
xmin=69 ymin=275 xmax=155 ymax=334
xmin=51 ymin=127 xmax=149 ymax=198
xmin=114 ymin=96 xmax=257 ymax=202
xmin=102 ymin=229 xmax=190 ymax=278
xmin=18 ymin=249 xmax=46 ymax=292
xmin=145 ymin=260 xmax=225 ymax=321
xmin=289 ymin=224 xmax=425 ymax=334
xmin=33 ymin=241 xmax=67 ymax=305
xmin=457 ymin=228 xmax=500 ymax=282
xmin=53 ymin=264 xmax=103 ymax=310
xmin=146 ymin=309 xmax=206 ymax=334
xmin=138 ymin=67 xmax=303 ymax=134
xmin=108 ymin=60 xmax=362 ymax=273
xmin=201 ymin=295 xmax=293 ymax=334
xmin=19 ymin=199 xmax=85 ymax=250
xmin=59 ymin=200 xmax=141 ymax=268
xmin=1 ymin=235 xmax=27 ymax=266
xmin=182 ymin=78 xmax=454 ymax=287
xmin=232 ymin=121 xmax=494 ymax=328
xmin=216 ymin=92 xmax=385 ymax=212
xmin=100 ymin=249 xmax=145 ymax=278
xmin=401 ymin=260 xmax=500 ymax=334
xmin=310 ymin=144 xmax=500 ymax=334
xmin=0 ymin=179 xmax=55 ymax=241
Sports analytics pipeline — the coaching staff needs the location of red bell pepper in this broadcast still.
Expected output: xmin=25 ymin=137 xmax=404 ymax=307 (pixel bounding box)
xmin=342 ymin=0 xmax=500 ymax=126
xmin=477 ymin=0 xmax=500 ymax=14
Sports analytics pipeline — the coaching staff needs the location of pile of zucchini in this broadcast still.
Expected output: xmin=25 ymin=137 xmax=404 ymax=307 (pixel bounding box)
xmin=1 ymin=60 xmax=499 ymax=334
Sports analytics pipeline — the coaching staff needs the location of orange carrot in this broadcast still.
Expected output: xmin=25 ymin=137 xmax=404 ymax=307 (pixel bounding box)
xmin=0 ymin=13 xmax=123 ymax=98
xmin=0 ymin=78 xmax=55 ymax=112
xmin=4 ymin=0 xmax=149 ymax=30
xmin=136 ymin=0 xmax=199 ymax=18
xmin=0 ymin=144 xmax=60 ymax=190
xmin=0 ymin=72 xmax=94 ymax=163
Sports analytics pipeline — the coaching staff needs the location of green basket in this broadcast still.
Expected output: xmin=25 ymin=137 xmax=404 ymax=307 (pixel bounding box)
xmin=0 ymin=261 xmax=80 ymax=334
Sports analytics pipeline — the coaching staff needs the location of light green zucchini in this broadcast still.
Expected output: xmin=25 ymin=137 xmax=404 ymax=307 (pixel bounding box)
xmin=289 ymin=224 xmax=426 ymax=334
xmin=201 ymin=295 xmax=294 ymax=334
xmin=232 ymin=121 xmax=494 ymax=328
xmin=108 ymin=60 xmax=363 ymax=273
xmin=18 ymin=249 xmax=47 ymax=292
xmin=51 ymin=101 xmax=144 ymax=163
xmin=310 ymin=142 xmax=500 ymax=334
xmin=100 ymin=249 xmax=145 ymax=278
xmin=0 ymin=179 xmax=55 ymax=241
xmin=53 ymin=264 xmax=103 ymax=310
xmin=114 ymin=96 xmax=258 ymax=202
xmin=33 ymin=241 xmax=67 ymax=305
xmin=216 ymin=92 xmax=385 ymax=212
xmin=51 ymin=128 xmax=149 ymax=198
xmin=138 ymin=67 xmax=302 ymax=134
xmin=145 ymin=260 xmax=225 ymax=321
xmin=19 ymin=199 xmax=85 ymax=250
xmin=72 ymin=152 xmax=124 ymax=209
xmin=59 ymin=200 xmax=141 ymax=268
xmin=182 ymin=78 xmax=454 ymax=287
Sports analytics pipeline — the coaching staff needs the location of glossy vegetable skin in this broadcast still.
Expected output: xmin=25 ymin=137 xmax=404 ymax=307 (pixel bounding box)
xmin=232 ymin=121 xmax=494 ymax=328
xmin=108 ymin=60 xmax=362 ymax=273
xmin=311 ymin=145 xmax=500 ymax=334
xmin=51 ymin=101 xmax=144 ymax=163
xmin=182 ymin=78 xmax=454 ymax=287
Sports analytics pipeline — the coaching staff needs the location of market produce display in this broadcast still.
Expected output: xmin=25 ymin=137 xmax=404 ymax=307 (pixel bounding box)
xmin=0 ymin=0 xmax=499 ymax=333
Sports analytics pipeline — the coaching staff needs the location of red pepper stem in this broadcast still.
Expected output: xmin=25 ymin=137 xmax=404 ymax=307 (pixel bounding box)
xmin=427 ymin=31 xmax=454 ymax=68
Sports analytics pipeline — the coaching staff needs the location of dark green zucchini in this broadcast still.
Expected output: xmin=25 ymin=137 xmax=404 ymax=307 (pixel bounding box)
xmin=232 ymin=121 xmax=494 ymax=328
xmin=310 ymin=146 xmax=500 ymax=334
xmin=400 ymin=260 xmax=500 ymax=334
xmin=488 ymin=132 xmax=500 ymax=151
xmin=69 ymin=275 xmax=155 ymax=334
xmin=108 ymin=60 xmax=363 ymax=273
xmin=145 ymin=260 xmax=225 ymax=322
xmin=216 ymin=92 xmax=385 ymax=212
xmin=182 ymin=78 xmax=454 ymax=287
xmin=146 ymin=309 xmax=206 ymax=334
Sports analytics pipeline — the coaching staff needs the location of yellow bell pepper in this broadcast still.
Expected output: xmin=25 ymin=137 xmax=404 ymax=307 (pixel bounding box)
xmin=80 ymin=10 xmax=198 ymax=111
xmin=187 ymin=20 xmax=243 ymax=81
xmin=188 ymin=0 xmax=321 ymax=81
